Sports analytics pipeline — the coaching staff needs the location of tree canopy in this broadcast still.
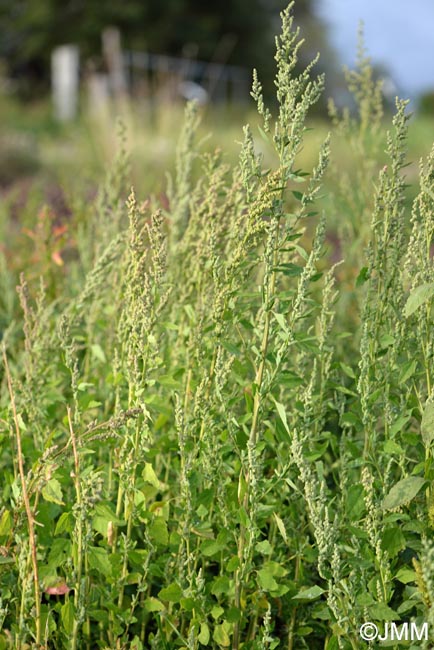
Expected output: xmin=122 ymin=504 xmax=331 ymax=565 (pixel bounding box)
xmin=0 ymin=0 xmax=315 ymax=92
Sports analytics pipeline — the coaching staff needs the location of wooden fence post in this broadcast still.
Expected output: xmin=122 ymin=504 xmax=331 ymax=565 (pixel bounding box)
xmin=51 ymin=45 xmax=79 ymax=121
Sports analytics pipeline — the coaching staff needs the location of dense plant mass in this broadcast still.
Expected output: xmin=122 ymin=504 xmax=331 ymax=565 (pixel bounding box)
xmin=1 ymin=4 xmax=434 ymax=649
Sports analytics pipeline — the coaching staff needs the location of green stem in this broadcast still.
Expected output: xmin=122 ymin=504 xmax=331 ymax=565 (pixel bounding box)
xmin=233 ymin=216 xmax=281 ymax=650
xmin=68 ymin=406 xmax=84 ymax=650
xmin=3 ymin=347 xmax=41 ymax=648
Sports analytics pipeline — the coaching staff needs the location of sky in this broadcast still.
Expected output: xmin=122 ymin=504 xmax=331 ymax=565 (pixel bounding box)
xmin=313 ymin=0 xmax=434 ymax=98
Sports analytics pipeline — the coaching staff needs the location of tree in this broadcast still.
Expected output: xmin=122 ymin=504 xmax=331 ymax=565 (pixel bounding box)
xmin=0 ymin=0 xmax=304 ymax=94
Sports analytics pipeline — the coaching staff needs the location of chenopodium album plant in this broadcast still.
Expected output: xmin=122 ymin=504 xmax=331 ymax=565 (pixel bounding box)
xmin=0 ymin=2 xmax=434 ymax=649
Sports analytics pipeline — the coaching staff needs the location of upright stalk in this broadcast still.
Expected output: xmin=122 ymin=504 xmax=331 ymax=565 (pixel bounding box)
xmin=68 ymin=406 xmax=84 ymax=650
xmin=2 ymin=346 xmax=41 ymax=647
xmin=232 ymin=215 xmax=281 ymax=650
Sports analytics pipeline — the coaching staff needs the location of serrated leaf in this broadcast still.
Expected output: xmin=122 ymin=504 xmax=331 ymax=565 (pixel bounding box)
xmin=421 ymin=401 xmax=434 ymax=447
xmin=383 ymin=476 xmax=426 ymax=510
xmin=404 ymin=282 xmax=434 ymax=317
xmin=42 ymin=478 xmax=64 ymax=505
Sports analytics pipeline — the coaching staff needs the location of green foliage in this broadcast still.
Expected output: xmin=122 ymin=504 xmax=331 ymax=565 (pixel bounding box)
xmin=0 ymin=0 xmax=294 ymax=91
xmin=0 ymin=3 xmax=434 ymax=649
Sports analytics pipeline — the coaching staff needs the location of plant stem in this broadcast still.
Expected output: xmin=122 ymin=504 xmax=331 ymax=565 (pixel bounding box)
xmin=2 ymin=346 xmax=41 ymax=648
xmin=68 ymin=406 xmax=84 ymax=650
xmin=233 ymin=216 xmax=280 ymax=650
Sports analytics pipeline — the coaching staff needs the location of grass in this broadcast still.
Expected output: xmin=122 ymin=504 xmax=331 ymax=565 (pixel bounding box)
xmin=0 ymin=3 xmax=434 ymax=649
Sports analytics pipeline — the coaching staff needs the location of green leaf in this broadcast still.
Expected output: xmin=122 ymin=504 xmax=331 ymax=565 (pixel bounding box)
xmin=399 ymin=359 xmax=417 ymax=384
xmin=257 ymin=568 xmax=279 ymax=592
xmin=355 ymin=266 xmax=369 ymax=287
xmin=48 ymin=538 xmax=71 ymax=568
xmin=54 ymin=512 xmax=73 ymax=535
xmin=144 ymin=597 xmax=165 ymax=612
xmin=88 ymin=546 xmax=112 ymax=576
xmin=198 ymin=622 xmax=210 ymax=645
xmin=383 ymin=440 xmax=404 ymax=455
xmin=61 ymin=600 xmax=75 ymax=635
xmin=211 ymin=576 xmax=230 ymax=597
xmin=93 ymin=502 xmax=125 ymax=526
xmin=390 ymin=413 xmax=411 ymax=436
xmin=395 ymin=568 xmax=417 ymax=584
xmin=383 ymin=476 xmax=426 ymax=510
xmin=292 ymin=585 xmax=325 ymax=601
xmin=148 ymin=518 xmax=168 ymax=546
xmin=346 ymin=484 xmax=365 ymax=520
xmin=131 ymin=636 xmax=143 ymax=650
xmin=213 ymin=621 xmax=231 ymax=647
xmin=421 ymin=401 xmax=434 ymax=447
xmin=91 ymin=343 xmax=106 ymax=363
xmin=404 ymin=282 xmax=434 ymax=317
xmin=380 ymin=527 xmax=406 ymax=558
xmin=273 ymin=262 xmax=303 ymax=277
xmin=157 ymin=374 xmax=182 ymax=389
xmin=368 ymin=602 xmax=399 ymax=622
xmin=211 ymin=605 xmax=224 ymax=620
xmin=273 ymin=512 xmax=288 ymax=544
xmin=143 ymin=463 xmax=161 ymax=488
xmin=379 ymin=333 xmax=394 ymax=349
xmin=256 ymin=540 xmax=273 ymax=555
xmin=273 ymin=399 xmax=289 ymax=433
xmin=340 ymin=363 xmax=356 ymax=379
xmin=0 ymin=510 xmax=12 ymax=536
xmin=158 ymin=583 xmax=183 ymax=603
xmin=42 ymin=478 xmax=64 ymax=505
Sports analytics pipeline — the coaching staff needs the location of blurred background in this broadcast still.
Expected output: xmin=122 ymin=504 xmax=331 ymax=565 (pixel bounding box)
xmin=0 ymin=0 xmax=433 ymax=203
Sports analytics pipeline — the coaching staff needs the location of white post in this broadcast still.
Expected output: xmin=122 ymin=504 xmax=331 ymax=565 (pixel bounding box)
xmin=102 ymin=27 xmax=127 ymax=101
xmin=51 ymin=45 xmax=79 ymax=121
